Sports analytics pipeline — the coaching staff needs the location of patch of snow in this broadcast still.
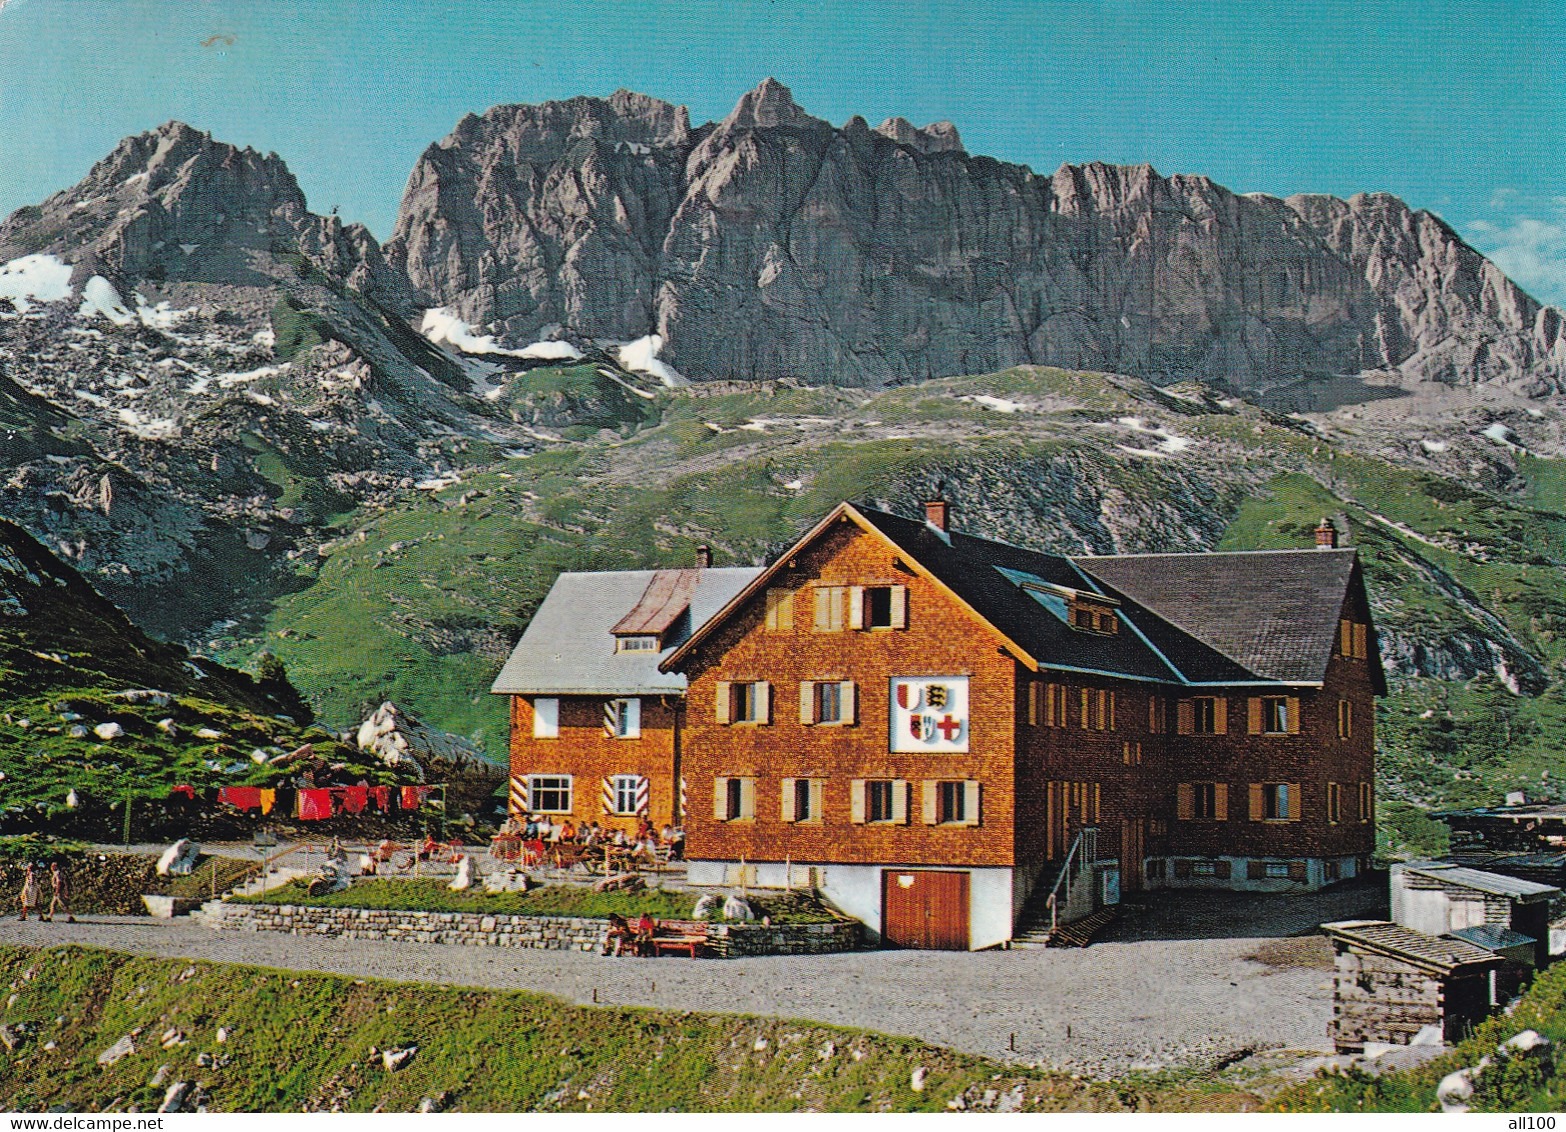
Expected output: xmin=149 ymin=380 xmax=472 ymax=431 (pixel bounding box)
xmin=519 ymin=339 xmax=583 ymax=361
xmin=783 ymin=479 xmax=804 ymax=491
xmin=1495 ymin=660 xmax=1521 ymax=696
xmin=0 ymin=253 xmax=73 ymax=312
xmin=135 ymin=296 xmax=189 ymax=330
xmin=1116 ymin=444 xmax=1175 ymax=459
xmin=1114 ymin=416 xmax=1193 ymax=454
xmin=1481 ymin=422 xmax=1522 ymax=448
xmin=962 ymin=394 xmax=1025 ymax=413
xmin=594 ymin=367 xmax=658 ymax=401
xmin=738 ymin=421 xmax=768 ymax=432
xmin=186 ymin=376 xmax=212 ymax=395
xmin=1420 ymin=439 xmax=1449 ymax=454
xmin=219 ymin=365 xmax=281 ymax=387
xmin=420 ymin=307 xmax=506 ymax=354
xmin=78 ymin=276 xmax=136 ymax=325
xmin=616 ymin=334 xmax=688 ymax=388
xmin=179 ymin=243 xmax=199 ymax=256
xmin=518 ymin=426 xmax=563 ymax=443
xmin=73 ymin=389 xmax=109 ymax=408
xmin=245 ymin=390 xmax=277 ymax=407
xmin=253 ymin=328 xmax=276 ymax=348
xmin=415 ymin=472 xmax=462 ymax=491
xmin=116 ymin=408 xmax=178 ymax=440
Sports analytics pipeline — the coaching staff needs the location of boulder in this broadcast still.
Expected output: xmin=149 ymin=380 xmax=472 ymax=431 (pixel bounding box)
xmin=722 ymin=895 xmax=755 ymax=921
xmin=156 ymin=839 xmax=200 ymax=877
xmin=157 ymin=1081 xmax=190 ymax=1113
xmin=93 ymin=721 xmax=123 ymax=740
xmin=1437 ymin=1067 xmax=1475 ymax=1114
xmin=96 ymin=1035 xmax=135 ymax=1066
xmin=693 ymin=893 xmax=723 ymax=919
xmin=354 ymin=703 xmax=504 ymax=812
xmin=448 ymin=854 xmax=477 ymax=891
xmin=382 ymin=1046 xmax=416 ymax=1072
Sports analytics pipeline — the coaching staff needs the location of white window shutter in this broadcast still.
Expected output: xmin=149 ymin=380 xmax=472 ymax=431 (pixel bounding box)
xmin=714 ymin=777 xmax=728 ymax=821
xmin=850 ymin=779 xmax=866 ymax=824
xmin=849 ymin=585 xmax=865 ymax=629
xmin=922 ymin=780 xmax=938 ymax=825
xmin=964 ymin=781 xmax=981 ymax=826
xmin=800 ymin=681 xmax=816 ymax=725
xmin=841 ymin=681 xmax=857 ymax=725
xmin=780 ymin=778 xmax=797 ymax=822
xmin=891 ymin=779 xmax=909 ymax=824
xmin=757 ymin=681 xmax=772 ymax=724
xmin=714 ymin=681 xmax=732 ymax=725
xmin=809 ymin=780 xmax=823 ymax=822
xmin=890 ymin=584 xmax=907 ymax=629
xmin=624 ymin=697 xmax=641 ymax=739
xmin=532 ymin=697 xmax=559 ymax=739
xmin=739 ymin=778 xmax=756 ymax=820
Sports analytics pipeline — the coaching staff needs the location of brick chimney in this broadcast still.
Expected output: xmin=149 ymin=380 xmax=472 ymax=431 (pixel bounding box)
xmin=1315 ymin=518 xmax=1339 ymax=549
xmin=695 ymin=544 xmax=712 ymax=569
xmin=924 ymin=498 xmax=950 ymax=533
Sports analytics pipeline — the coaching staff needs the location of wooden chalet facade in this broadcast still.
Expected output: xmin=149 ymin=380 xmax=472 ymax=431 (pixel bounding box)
xmin=494 ymin=500 xmax=1383 ymax=950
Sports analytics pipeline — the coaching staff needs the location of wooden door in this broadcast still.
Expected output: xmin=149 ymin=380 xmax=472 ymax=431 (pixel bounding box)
xmin=1120 ymin=818 xmax=1144 ymax=891
xmin=882 ymin=870 xmax=970 ymax=950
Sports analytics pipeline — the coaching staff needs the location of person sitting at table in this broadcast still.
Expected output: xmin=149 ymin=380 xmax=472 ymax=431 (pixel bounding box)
xmin=669 ymin=827 xmax=685 ymax=861
xmin=634 ymin=911 xmax=657 ymax=956
xmin=524 ymin=837 xmax=545 ymax=866
xmin=418 ymin=833 xmax=439 ymax=860
xmin=604 ymin=913 xmax=633 ymax=957
xmin=560 ymin=819 xmax=577 ymax=844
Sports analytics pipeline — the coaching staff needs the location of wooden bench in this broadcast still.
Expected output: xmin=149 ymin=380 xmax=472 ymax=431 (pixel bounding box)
xmin=648 ymin=920 xmax=709 ymax=958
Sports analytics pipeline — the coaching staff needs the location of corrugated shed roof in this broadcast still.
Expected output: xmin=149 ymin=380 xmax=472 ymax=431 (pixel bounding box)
xmin=1074 ymin=548 xmax=1363 ymax=686
xmin=1403 ymin=862 xmax=1560 ymax=901
xmin=1446 ymin=925 xmax=1538 ymax=955
xmin=1321 ymin=920 xmax=1502 ymax=976
xmin=490 ymin=567 xmax=762 ymax=696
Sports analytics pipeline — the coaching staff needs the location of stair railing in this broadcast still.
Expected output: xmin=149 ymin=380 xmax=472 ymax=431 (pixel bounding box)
xmin=1044 ymin=826 xmax=1098 ymax=933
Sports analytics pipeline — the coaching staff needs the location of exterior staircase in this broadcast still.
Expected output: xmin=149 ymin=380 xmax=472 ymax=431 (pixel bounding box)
xmin=1009 ymin=827 xmax=1118 ymax=948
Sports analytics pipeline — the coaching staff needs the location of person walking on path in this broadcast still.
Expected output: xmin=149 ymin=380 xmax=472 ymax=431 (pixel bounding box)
xmin=43 ymin=860 xmax=74 ymax=923
xmin=17 ymin=862 xmax=38 ymax=921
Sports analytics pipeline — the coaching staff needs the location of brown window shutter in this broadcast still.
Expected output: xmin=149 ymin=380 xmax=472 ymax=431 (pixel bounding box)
xmin=1213 ymin=697 xmax=1228 ymax=735
xmin=841 ymin=681 xmax=857 ymax=725
xmin=1288 ymin=861 xmax=1308 ymax=881
xmin=891 ymin=779 xmax=909 ymax=824
xmin=922 ymin=780 xmax=938 ymax=825
xmin=1212 ymin=859 xmax=1231 ymax=880
xmin=1249 ymin=783 xmax=1264 ymax=821
xmin=739 ymin=778 xmax=756 ymax=821
xmin=1176 ymin=783 xmax=1193 ymax=821
xmin=1214 ymin=783 xmax=1228 ymax=821
xmin=1092 ymin=782 xmax=1100 ymax=823
xmin=1080 ymin=687 xmax=1090 ymax=730
xmin=799 ymin=681 xmax=817 ymax=725
xmin=964 ymin=781 xmax=982 ymax=827
xmin=1247 ymin=859 xmax=1266 ymax=881
xmin=1107 ymin=690 xmax=1115 ymax=731
xmin=849 ymin=585 xmax=866 ymax=630
xmin=780 ymin=777 xmax=797 ymax=822
xmin=713 ymin=777 xmax=728 ymax=821
xmin=1340 ymin=619 xmax=1352 ymax=655
xmin=1289 ymin=782 xmax=1302 ymax=821
xmin=1353 ymin=623 xmax=1367 ymax=659
xmin=757 ymin=681 xmax=772 ymax=724
xmin=1247 ymin=697 xmax=1263 ymax=735
xmin=1173 ymin=858 xmax=1192 ymax=879
xmin=1027 ymin=682 xmax=1040 ymax=727
xmin=1177 ymin=700 xmax=1195 ymax=735
xmin=850 ymin=779 xmax=866 ymax=824
xmin=714 ymin=681 xmax=732 ymax=725
xmin=1122 ymin=741 xmax=1131 ymax=766
xmin=1287 ymin=696 xmax=1301 ymax=734
xmin=890 ymin=584 xmax=908 ymax=629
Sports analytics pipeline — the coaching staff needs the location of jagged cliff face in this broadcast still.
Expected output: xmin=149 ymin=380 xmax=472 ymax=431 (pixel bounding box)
xmin=0 ymin=122 xmax=410 ymax=309
xmin=389 ymin=79 xmax=1566 ymax=391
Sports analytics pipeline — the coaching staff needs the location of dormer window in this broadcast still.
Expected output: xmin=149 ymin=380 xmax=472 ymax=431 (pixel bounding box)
xmin=615 ymin=635 xmax=661 ymax=653
xmin=1070 ymin=602 xmax=1118 ymax=635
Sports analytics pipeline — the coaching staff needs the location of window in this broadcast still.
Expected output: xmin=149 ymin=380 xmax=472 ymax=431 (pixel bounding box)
xmin=813 ymin=586 xmax=848 ymax=632
xmin=1178 ymin=696 xmax=1227 ymax=735
xmin=853 ymin=778 xmax=908 ymax=824
xmin=938 ymin=780 xmax=966 ymax=824
xmin=861 ymin=585 xmax=907 ymax=629
xmin=1122 ymin=740 xmax=1142 ymax=766
xmin=1326 ymin=781 xmax=1341 ymax=824
xmin=1079 ymin=688 xmax=1115 ymax=731
xmin=1248 ymin=695 xmax=1299 ymax=735
xmin=1250 ymin=782 xmax=1299 ymax=822
xmin=608 ymin=774 xmax=645 ymax=816
xmin=715 ymin=681 xmax=770 ymax=724
xmin=1191 ymin=859 xmax=1216 ymax=877
xmin=867 ymin=780 xmax=893 ymax=822
xmin=1149 ymin=696 xmax=1167 ymax=734
xmin=529 ymin=775 xmax=572 ymax=814
xmin=531 ymin=697 xmax=559 ymax=739
xmin=615 ymin=635 xmax=660 ymax=653
xmin=604 ymin=697 xmax=641 ymax=739
xmin=764 ymin=587 xmax=794 ymax=631
xmin=1338 ymin=699 xmax=1353 ymax=739
xmin=1028 ymin=682 xmax=1067 ymax=727
xmin=1070 ymin=602 xmax=1118 ymax=634
xmin=922 ymin=780 xmax=980 ymax=826
xmin=1340 ymin=619 xmax=1369 ymax=659
xmin=1177 ymin=782 xmax=1227 ymax=821
xmin=1359 ymin=781 xmax=1373 ymax=823
xmin=780 ymin=777 xmax=824 ymax=823
xmin=714 ymin=776 xmax=755 ymax=821
xmin=800 ymin=680 xmax=856 ymax=725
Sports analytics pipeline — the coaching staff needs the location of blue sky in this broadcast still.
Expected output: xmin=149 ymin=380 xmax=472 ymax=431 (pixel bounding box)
xmin=1 ymin=0 xmax=1561 ymax=304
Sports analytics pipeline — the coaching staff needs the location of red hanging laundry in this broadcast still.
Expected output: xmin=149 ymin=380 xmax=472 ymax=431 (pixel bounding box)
xmin=219 ymin=786 xmax=262 ymax=811
xmin=299 ymin=788 xmax=333 ymax=820
xmin=369 ymin=785 xmax=392 ymax=812
xmin=401 ymin=785 xmax=423 ymax=810
xmin=341 ymin=785 xmax=367 ymax=814
xmin=171 ymin=784 xmax=196 ymax=800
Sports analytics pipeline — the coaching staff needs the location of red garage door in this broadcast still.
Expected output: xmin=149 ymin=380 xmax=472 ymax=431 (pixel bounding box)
xmin=882 ymin=870 xmax=970 ymax=950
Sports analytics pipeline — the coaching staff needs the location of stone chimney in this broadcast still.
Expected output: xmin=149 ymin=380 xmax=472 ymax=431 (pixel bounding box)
xmin=695 ymin=545 xmax=712 ymax=569
xmin=1315 ymin=518 xmax=1339 ymax=549
xmin=924 ymin=499 xmax=950 ymax=533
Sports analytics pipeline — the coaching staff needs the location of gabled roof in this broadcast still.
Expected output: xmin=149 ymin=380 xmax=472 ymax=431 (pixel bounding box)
xmin=491 ymin=567 xmax=762 ymax=697
xmin=1322 ymin=920 xmax=1502 ymax=977
xmin=1076 ymin=548 xmax=1384 ymax=691
xmin=662 ymin=502 xmax=1370 ymax=689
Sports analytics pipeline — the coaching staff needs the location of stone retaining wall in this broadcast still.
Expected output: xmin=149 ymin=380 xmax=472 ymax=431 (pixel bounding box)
xmin=206 ymin=902 xmax=861 ymax=957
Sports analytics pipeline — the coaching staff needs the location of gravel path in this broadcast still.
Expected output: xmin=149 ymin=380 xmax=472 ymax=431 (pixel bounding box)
xmin=0 ymin=878 xmax=1385 ymax=1078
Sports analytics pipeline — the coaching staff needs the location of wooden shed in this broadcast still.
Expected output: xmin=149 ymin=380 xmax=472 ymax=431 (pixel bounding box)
xmin=1322 ymin=919 xmax=1503 ymax=1052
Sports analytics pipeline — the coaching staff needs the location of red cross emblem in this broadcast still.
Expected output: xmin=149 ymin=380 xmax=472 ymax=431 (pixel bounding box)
xmin=937 ymin=715 xmax=962 ymax=741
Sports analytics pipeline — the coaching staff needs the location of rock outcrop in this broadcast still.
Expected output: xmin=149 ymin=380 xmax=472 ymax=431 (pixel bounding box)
xmin=388 ymin=79 xmax=1566 ymax=391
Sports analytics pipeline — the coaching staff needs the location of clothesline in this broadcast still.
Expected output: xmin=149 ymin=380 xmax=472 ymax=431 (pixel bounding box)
xmin=212 ymin=783 xmax=436 ymax=820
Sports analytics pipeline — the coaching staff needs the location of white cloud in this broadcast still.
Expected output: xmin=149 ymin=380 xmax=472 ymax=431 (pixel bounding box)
xmin=1465 ymin=194 xmax=1566 ymax=309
